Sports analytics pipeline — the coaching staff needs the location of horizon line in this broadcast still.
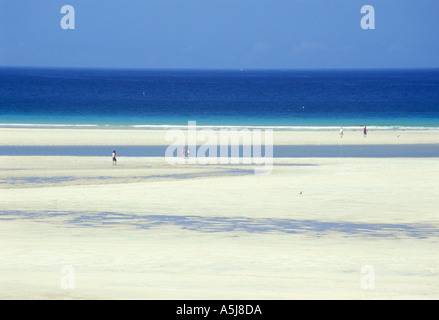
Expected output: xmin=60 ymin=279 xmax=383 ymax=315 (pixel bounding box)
xmin=1 ymin=65 xmax=439 ymax=72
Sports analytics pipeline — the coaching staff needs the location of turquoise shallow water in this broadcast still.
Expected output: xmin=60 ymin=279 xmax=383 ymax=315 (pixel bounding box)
xmin=1 ymin=144 xmax=439 ymax=157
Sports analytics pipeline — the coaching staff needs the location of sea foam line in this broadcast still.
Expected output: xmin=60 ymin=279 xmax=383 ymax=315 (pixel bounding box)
xmin=1 ymin=123 xmax=439 ymax=131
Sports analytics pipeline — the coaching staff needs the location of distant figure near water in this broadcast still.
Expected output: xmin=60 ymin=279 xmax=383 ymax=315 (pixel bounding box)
xmin=363 ymin=126 xmax=367 ymax=138
xmin=339 ymin=127 xmax=344 ymax=138
xmin=112 ymin=149 xmax=117 ymax=166
xmin=181 ymin=146 xmax=191 ymax=158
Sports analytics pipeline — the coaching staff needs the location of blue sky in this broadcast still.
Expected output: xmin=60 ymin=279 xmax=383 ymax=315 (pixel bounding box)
xmin=1 ymin=0 xmax=438 ymax=69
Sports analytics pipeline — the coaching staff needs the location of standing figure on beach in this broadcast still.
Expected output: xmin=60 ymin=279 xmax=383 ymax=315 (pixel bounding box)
xmin=112 ymin=149 xmax=117 ymax=166
xmin=339 ymin=127 xmax=344 ymax=138
xmin=181 ymin=147 xmax=186 ymax=158
xmin=363 ymin=126 xmax=367 ymax=138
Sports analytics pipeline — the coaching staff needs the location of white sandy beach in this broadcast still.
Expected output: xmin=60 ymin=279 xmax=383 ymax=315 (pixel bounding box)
xmin=1 ymin=127 xmax=439 ymax=146
xmin=1 ymin=128 xmax=439 ymax=299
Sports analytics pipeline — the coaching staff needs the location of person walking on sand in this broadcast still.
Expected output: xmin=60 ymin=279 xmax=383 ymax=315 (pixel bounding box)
xmin=363 ymin=126 xmax=367 ymax=138
xmin=339 ymin=127 xmax=344 ymax=138
xmin=112 ymin=149 xmax=117 ymax=166
xmin=181 ymin=147 xmax=186 ymax=158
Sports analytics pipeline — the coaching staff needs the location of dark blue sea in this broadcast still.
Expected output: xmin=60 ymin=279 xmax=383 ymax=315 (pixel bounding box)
xmin=1 ymin=67 xmax=439 ymax=129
